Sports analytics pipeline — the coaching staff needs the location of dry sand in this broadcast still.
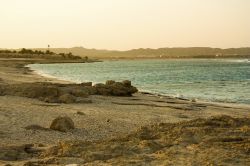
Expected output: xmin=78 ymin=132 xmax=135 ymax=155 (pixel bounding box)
xmin=0 ymin=58 xmax=249 ymax=166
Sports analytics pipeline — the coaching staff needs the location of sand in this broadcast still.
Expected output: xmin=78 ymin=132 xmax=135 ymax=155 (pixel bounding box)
xmin=0 ymin=58 xmax=249 ymax=166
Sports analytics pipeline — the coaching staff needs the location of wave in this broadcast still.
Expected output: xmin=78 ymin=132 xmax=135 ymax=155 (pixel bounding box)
xmin=226 ymin=59 xmax=250 ymax=63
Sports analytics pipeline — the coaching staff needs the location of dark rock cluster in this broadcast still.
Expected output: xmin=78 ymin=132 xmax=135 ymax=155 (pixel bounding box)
xmin=0 ymin=80 xmax=138 ymax=104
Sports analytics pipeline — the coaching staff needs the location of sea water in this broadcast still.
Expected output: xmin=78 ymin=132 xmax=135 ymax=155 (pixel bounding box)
xmin=28 ymin=59 xmax=250 ymax=104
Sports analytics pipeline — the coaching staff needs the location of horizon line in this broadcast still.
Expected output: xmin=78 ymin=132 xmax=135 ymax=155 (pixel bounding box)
xmin=1 ymin=46 xmax=250 ymax=52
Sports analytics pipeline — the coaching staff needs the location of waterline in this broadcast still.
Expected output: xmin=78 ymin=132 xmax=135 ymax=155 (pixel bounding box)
xmin=28 ymin=59 xmax=250 ymax=104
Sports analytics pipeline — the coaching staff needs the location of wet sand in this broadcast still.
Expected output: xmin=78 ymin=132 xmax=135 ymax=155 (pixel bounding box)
xmin=0 ymin=58 xmax=249 ymax=165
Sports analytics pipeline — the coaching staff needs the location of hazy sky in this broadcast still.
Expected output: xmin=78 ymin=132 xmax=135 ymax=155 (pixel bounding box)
xmin=0 ymin=0 xmax=250 ymax=50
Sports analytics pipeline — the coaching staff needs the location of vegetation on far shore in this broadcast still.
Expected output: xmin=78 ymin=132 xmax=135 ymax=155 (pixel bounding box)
xmin=0 ymin=48 xmax=89 ymax=61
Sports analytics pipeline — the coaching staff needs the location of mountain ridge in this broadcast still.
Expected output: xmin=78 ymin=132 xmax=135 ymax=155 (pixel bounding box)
xmin=1 ymin=47 xmax=250 ymax=59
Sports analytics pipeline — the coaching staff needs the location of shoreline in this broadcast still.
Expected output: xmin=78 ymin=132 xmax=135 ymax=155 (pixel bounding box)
xmin=27 ymin=59 xmax=250 ymax=107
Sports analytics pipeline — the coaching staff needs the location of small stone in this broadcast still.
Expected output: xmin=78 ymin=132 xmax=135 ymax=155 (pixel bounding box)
xmin=76 ymin=111 xmax=85 ymax=115
xmin=191 ymin=98 xmax=197 ymax=102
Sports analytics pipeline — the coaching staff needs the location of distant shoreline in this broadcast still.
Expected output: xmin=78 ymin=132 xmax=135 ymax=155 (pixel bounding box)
xmin=1 ymin=46 xmax=250 ymax=59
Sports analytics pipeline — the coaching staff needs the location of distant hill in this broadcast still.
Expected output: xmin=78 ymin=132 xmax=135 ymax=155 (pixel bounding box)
xmin=2 ymin=47 xmax=250 ymax=59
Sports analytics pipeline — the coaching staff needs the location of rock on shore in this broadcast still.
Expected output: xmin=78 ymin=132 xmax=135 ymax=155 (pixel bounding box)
xmin=0 ymin=80 xmax=138 ymax=103
xmin=50 ymin=116 xmax=75 ymax=132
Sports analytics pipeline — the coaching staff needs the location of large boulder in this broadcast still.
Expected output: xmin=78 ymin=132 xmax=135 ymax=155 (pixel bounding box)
xmin=50 ymin=116 xmax=75 ymax=132
xmin=110 ymin=81 xmax=138 ymax=96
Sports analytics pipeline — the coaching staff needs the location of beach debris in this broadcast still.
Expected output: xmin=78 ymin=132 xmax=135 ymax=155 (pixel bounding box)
xmin=50 ymin=116 xmax=75 ymax=132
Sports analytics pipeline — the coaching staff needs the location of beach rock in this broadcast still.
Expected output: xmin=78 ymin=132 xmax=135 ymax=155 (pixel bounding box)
xmin=94 ymin=83 xmax=112 ymax=95
xmin=59 ymin=94 xmax=76 ymax=103
xmin=94 ymin=83 xmax=106 ymax=88
xmin=70 ymin=89 xmax=89 ymax=98
xmin=76 ymin=111 xmax=85 ymax=115
xmin=106 ymin=80 xmax=115 ymax=85
xmin=122 ymin=80 xmax=131 ymax=87
xmin=81 ymin=82 xmax=92 ymax=86
xmin=111 ymin=82 xmax=138 ymax=96
xmin=93 ymin=81 xmax=138 ymax=96
xmin=84 ymin=86 xmax=97 ymax=95
xmin=26 ymin=85 xmax=59 ymax=98
xmin=0 ymin=80 xmax=138 ymax=102
xmin=0 ymin=85 xmax=5 ymax=95
xmin=43 ymin=96 xmax=59 ymax=103
xmin=3 ymin=83 xmax=60 ymax=99
xmin=0 ymin=144 xmax=33 ymax=161
xmin=191 ymin=98 xmax=197 ymax=102
xmin=50 ymin=116 xmax=75 ymax=132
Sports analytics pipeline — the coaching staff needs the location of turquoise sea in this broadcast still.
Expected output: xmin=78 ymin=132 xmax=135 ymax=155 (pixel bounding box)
xmin=28 ymin=59 xmax=250 ymax=104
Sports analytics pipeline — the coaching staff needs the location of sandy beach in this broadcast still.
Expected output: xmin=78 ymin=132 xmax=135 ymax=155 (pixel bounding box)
xmin=0 ymin=58 xmax=249 ymax=166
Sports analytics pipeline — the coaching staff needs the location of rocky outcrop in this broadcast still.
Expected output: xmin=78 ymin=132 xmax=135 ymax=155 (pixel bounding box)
xmin=50 ymin=116 xmax=75 ymax=132
xmin=0 ymin=80 xmax=138 ymax=103
xmin=94 ymin=81 xmax=138 ymax=96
